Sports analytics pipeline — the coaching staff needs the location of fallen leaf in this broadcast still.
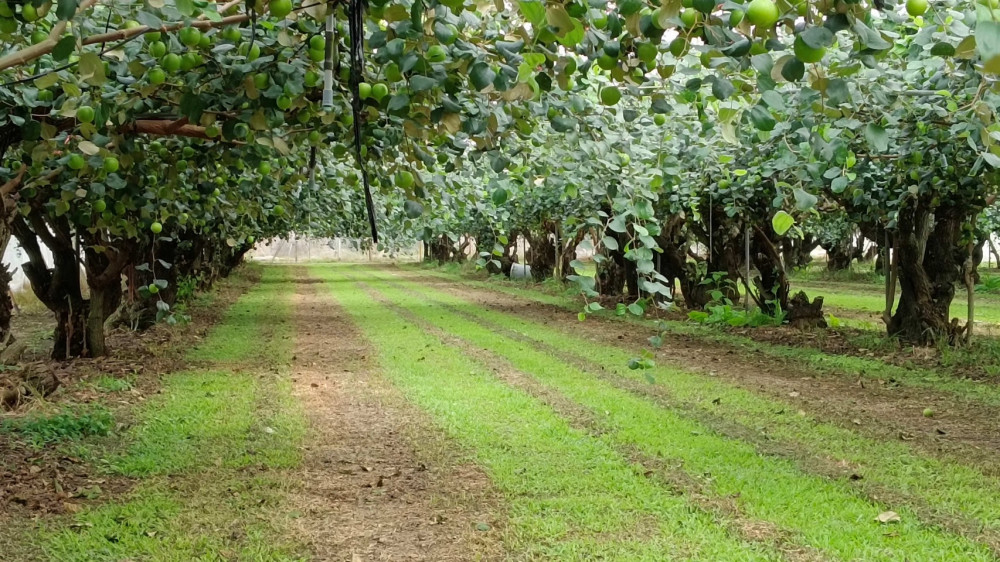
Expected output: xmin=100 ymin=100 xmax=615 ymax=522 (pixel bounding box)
xmin=876 ymin=511 xmax=900 ymax=524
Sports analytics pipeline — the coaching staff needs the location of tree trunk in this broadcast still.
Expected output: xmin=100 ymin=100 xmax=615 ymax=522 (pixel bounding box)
xmin=888 ymin=201 xmax=967 ymax=345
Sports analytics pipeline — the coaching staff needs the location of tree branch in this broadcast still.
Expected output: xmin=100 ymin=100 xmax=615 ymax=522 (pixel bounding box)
xmin=0 ymin=0 xmax=100 ymax=72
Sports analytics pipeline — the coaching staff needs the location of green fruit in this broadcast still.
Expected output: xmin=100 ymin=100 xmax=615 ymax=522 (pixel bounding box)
xmin=427 ymin=45 xmax=447 ymax=62
xmin=603 ymin=40 xmax=621 ymax=57
xmin=180 ymin=52 xmax=200 ymax=70
xmin=31 ymin=30 xmax=47 ymax=44
xmin=600 ymin=86 xmax=621 ymax=106
xmin=308 ymin=130 xmax=321 ymax=143
xmin=253 ymin=72 xmax=269 ymax=88
xmin=0 ymin=2 xmax=12 ymax=17
xmin=147 ymin=67 xmax=166 ymax=85
xmin=906 ymin=0 xmax=928 ymax=16
xmin=67 ymin=154 xmax=86 ymax=170
xmin=247 ymin=235 xmax=256 ymax=244
xmin=114 ymin=202 xmax=126 ymax=215
xmin=103 ymin=157 xmax=119 ymax=173
xmin=222 ymin=27 xmax=242 ymax=41
xmin=199 ymin=34 xmax=212 ymax=49
xmin=304 ymin=70 xmax=321 ymax=87
xmin=653 ymin=113 xmax=666 ymax=126
xmin=259 ymin=161 xmax=272 ymax=175
xmin=234 ymin=122 xmax=250 ymax=138
xmin=176 ymin=160 xmax=188 ymax=172
xmin=669 ymin=37 xmax=688 ymax=57
xmin=150 ymin=221 xmax=163 ymax=234
xmin=21 ymin=3 xmax=38 ymax=21
xmin=358 ymin=82 xmax=372 ymax=99
xmin=273 ymin=204 xmax=286 ymax=216
xmin=396 ymin=170 xmax=415 ymax=188
xmin=148 ymin=284 xmax=159 ymax=294
xmin=636 ymin=42 xmax=658 ymax=64
xmin=183 ymin=146 xmax=195 ymax=158
xmin=923 ymin=407 xmax=934 ymax=417
xmin=270 ymin=0 xmax=293 ymax=18
xmin=276 ymin=95 xmax=292 ymax=110
xmin=146 ymin=31 xmax=162 ymax=42
xmin=372 ymin=83 xmax=389 ymax=100
xmin=746 ymin=0 xmax=779 ymax=27
xmin=179 ymin=27 xmax=201 ymax=47
xmin=246 ymin=43 xmax=261 ymax=61
xmin=205 ymin=124 xmax=220 ymax=138
xmin=308 ymin=48 xmax=324 ymax=62
xmin=309 ymin=35 xmax=325 ymax=51
xmin=680 ymin=8 xmax=700 ymax=28
xmin=93 ymin=200 xmax=107 ymax=213
xmin=793 ymin=36 xmax=825 ymax=63
xmin=385 ymin=62 xmax=402 ymax=81
xmin=37 ymin=89 xmax=53 ymax=102
xmin=148 ymin=40 xmax=167 ymax=58
xmin=77 ymin=105 xmax=95 ymax=123
xmin=729 ymin=8 xmax=744 ymax=26
xmin=123 ymin=20 xmax=141 ymax=29
xmin=597 ymin=54 xmax=617 ymax=70
xmin=162 ymin=53 xmax=182 ymax=72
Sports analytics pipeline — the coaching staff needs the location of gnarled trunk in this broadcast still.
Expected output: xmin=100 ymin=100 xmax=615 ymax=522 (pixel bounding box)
xmin=888 ymin=201 xmax=967 ymax=345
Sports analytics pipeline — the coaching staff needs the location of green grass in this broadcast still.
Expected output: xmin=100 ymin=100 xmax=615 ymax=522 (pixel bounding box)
xmin=187 ymin=265 xmax=293 ymax=364
xmin=359 ymin=268 xmax=1000 ymax=560
xmin=92 ymin=374 xmax=134 ymax=393
xmin=409 ymin=264 xmax=1000 ymax=405
xmin=312 ymin=264 xmax=782 ymax=561
xmin=28 ymin=265 xmax=306 ymax=562
xmin=1 ymin=405 xmax=113 ymax=448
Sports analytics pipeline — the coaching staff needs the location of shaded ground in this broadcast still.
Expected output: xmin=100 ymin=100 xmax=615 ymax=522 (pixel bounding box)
xmin=0 ymin=268 xmax=259 ymax=520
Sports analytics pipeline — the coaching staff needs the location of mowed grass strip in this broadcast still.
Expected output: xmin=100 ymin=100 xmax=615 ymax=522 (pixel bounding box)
xmin=188 ymin=264 xmax=293 ymax=364
xmin=383 ymin=269 xmax=1000 ymax=530
xmin=407 ymin=265 xmax=1000 ymax=407
xmin=38 ymin=268 xmax=306 ymax=561
xmin=310 ymin=265 xmax=782 ymax=561
xmin=361 ymin=268 xmax=999 ymax=559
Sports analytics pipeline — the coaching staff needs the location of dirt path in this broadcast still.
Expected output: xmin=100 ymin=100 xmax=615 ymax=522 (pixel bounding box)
xmin=287 ymin=269 xmax=502 ymax=560
xmin=383 ymin=268 xmax=1000 ymax=475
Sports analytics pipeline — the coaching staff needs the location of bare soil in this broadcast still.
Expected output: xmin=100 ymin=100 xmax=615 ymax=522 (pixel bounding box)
xmin=287 ymin=268 xmax=503 ymax=561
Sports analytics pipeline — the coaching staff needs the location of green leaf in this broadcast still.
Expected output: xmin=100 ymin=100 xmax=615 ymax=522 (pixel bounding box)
xmin=177 ymin=0 xmax=195 ymax=16
xmin=403 ymin=200 xmax=424 ymax=218
xmin=546 ymin=5 xmax=574 ymax=36
xmin=799 ymin=26 xmax=834 ymax=49
xmin=930 ymin=42 xmax=956 ymax=57
xmin=602 ymin=236 xmax=619 ymax=251
xmin=78 ymin=53 xmax=105 ymax=86
xmin=711 ymin=77 xmax=734 ymax=100
xmin=864 ymin=123 xmax=889 ymax=152
xmin=550 ymin=116 xmax=576 ymax=132
xmin=470 ymin=63 xmax=496 ymax=91
xmin=780 ymin=57 xmax=805 ymax=82
xmin=771 ymin=210 xmax=794 ymax=236
xmin=748 ymin=104 xmax=776 ymax=132
xmin=977 ymin=19 xmax=1000 ymax=62
xmin=52 ymin=35 xmax=76 ymax=61
xmin=518 ymin=0 xmax=545 ymax=25
xmin=793 ymin=188 xmax=818 ymax=211
xmin=831 ymin=176 xmax=849 ymax=193
xmin=56 ymin=0 xmax=78 ymax=20
xmin=409 ymin=75 xmax=438 ymax=92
